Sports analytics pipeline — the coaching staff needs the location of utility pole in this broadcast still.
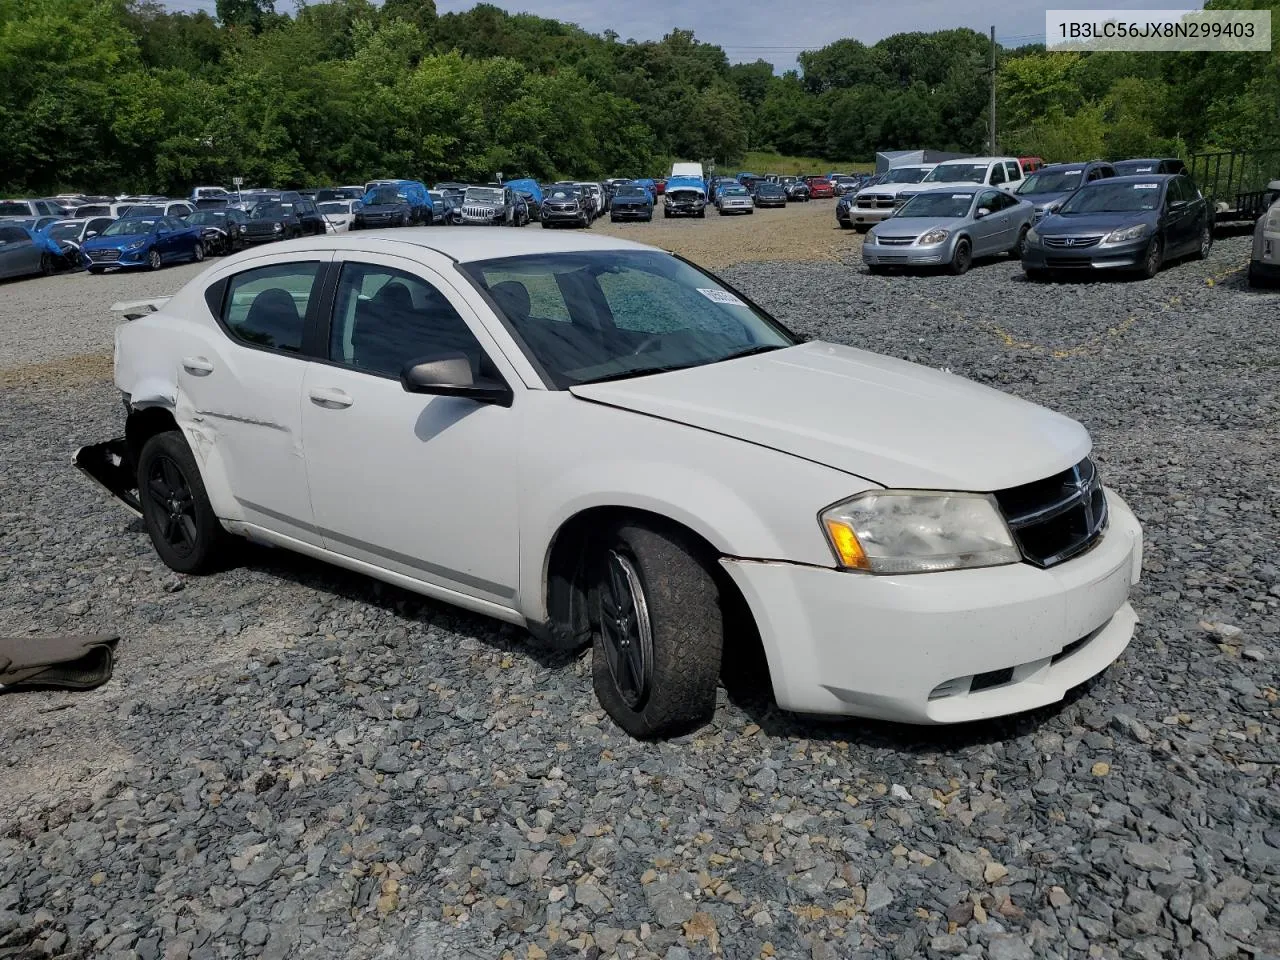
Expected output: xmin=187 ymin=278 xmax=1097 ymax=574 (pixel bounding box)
xmin=988 ymin=25 xmax=997 ymax=155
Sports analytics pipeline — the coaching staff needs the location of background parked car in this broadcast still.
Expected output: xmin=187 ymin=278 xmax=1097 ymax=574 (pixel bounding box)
xmin=81 ymin=216 xmax=205 ymax=272
xmin=121 ymin=200 xmax=196 ymax=219
xmin=632 ymin=178 xmax=658 ymax=202
xmin=0 ymin=223 xmax=56 ymax=278
xmin=316 ymin=199 xmax=362 ymax=233
xmin=784 ymin=179 xmax=811 ymax=201
xmin=429 ymin=190 xmax=462 ymax=225
xmin=754 ymin=182 xmax=788 ymax=208
xmin=609 ymin=183 xmax=654 ymax=222
xmin=716 ymin=184 xmax=755 ymax=215
xmin=185 ymin=208 xmax=248 ymax=253
xmin=805 ymin=176 xmax=835 ymax=199
xmin=540 ymin=185 xmax=592 ymax=227
xmin=0 ymin=199 xmax=66 ymax=218
xmin=1113 ymin=158 xmax=1187 ymax=177
xmin=460 ymin=185 xmax=527 ymax=226
xmin=843 ymin=164 xmax=935 ymax=230
xmin=353 ymin=180 xmax=433 ymax=228
xmin=1249 ymin=186 xmax=1280 ymax=287
xmin=44 ymin=217 xmax=116 ymax=267
xmin=189 ymin=186 xmax=233 ymax=203
xmin=899 ymin=157 xmax=1026 ymax=201
xmin=1023 ymin=174 xmax=1211 ymax=281
xmin=504 ymin=178 xmax=545 ymax=221
xmin=1015 ymin=161 xmax=1116 ymax=222
xmin=239 ymin=200 xmax=308 ymax=244
xmin=863 ymin=186 xmax=1034 ymax=275
xmin=663 ymin=177 xmax=708 ymax=218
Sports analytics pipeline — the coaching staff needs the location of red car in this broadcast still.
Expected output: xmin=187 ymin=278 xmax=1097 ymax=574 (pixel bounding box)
xmin=1019 ymin=157 xmax=1045 ymax=174
xmin=655 ymin=179 xmax=667 ymax=196
xmin=805 ymin=176 xmax=835 ymax=199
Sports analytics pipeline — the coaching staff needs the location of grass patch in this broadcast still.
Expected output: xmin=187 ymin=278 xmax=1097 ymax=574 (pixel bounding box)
xmin=733 ymin=151 xmax=875 ymax=176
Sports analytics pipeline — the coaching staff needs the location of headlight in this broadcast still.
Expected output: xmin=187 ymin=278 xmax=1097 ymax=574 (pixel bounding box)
xmin=1104 ymin=223 xmax=1148 ymax=244
xmin=918 ymin=228 xmax=950 ymax=245
xmin=1026 ymin=227 xmax=1040 ymax=244
xmin=821 ymin=491 xmax=1020 ymax=574
xmin=1266 ymin=208 xmax=1280 ymax=231
xmin=273 ymin=222 xmax=283 ymax=232
xmin=126 ymin=239 xmax=146 ymax=250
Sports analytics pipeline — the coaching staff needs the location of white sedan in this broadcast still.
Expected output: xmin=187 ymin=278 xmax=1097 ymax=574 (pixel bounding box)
xmin=77 ymin=231 xmax=1143 ymax=738
xmin=318 ymin=199 xmax=361 ymax=233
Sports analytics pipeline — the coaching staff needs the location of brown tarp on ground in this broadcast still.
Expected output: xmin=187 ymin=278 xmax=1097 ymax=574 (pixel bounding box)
xmin=0 ymin=634 xmax=118 ymax=691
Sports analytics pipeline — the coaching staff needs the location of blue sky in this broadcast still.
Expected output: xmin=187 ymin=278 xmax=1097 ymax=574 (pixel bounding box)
xmin=166 ymin=0 xmax=1189 ymax=69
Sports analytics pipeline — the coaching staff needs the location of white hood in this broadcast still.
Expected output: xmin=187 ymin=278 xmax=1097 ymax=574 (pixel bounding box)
xmin=570 ymin=341 xmax=1090 ymax=491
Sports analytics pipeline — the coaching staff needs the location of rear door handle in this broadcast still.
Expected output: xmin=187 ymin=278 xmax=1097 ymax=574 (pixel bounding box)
xmin=309 ymin=387 xmax=353 ymax=410
xmin=182 ymin=356 xmax=214 ymax=376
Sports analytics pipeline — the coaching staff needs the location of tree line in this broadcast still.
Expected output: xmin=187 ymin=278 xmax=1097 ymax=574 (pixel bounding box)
xmin=1 ymin=0 xmax=1276 ymax=195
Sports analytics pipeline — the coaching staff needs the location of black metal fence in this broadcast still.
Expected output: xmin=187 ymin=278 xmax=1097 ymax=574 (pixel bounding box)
xmin=1187 ymin=148 xmax=1280 ymax=221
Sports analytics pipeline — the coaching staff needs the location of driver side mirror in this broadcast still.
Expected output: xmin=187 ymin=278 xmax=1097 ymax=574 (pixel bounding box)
xmin=401 ymin=354 xmax=513 ymax=407
xmin=975 ymin=207 xmax=991 ymax=219
xmin=86 ymin=230 xmax=99 ymax=238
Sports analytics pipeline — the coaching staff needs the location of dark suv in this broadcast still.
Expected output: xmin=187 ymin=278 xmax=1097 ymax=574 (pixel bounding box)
xmin=1015 ymin=161 xmax=1116 ymax=221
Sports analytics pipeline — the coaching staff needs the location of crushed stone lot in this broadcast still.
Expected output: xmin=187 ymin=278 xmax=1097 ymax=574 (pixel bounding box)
xmin=0 ymin=219 xmax=1277 ymax=960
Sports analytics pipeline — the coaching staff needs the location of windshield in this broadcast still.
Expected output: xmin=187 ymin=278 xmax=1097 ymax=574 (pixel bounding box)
xmin=722 ymin=187 xmax=749 ymax=197
xmin=1019 ymin=170 xmax=1085 ymax=194
xmin=924 ymin=164 xmax=989 ymax=183
xmin=616 ymin=186 xmax=647 ymax=198
xmin=318 ymin=201 xmax=352 ymax=214
xmin=896 ymin=192 xmax=975 ymax=218
xmin=126 ymin=205 xmax=163 ymax=217
xmin=47 ymin=223 xmax=81 ymax=241
xmin=249 ymin=202 xmax=287 ymax=220
xmin=757 ymin=184 xmax=784 ymax=194
xmin=881 ymin=167 xmax=929 ymax=184
xmin=465 ymin=188 xmax=503 ymax=203
xmin=1113 ymin=160 xmax=1159 ymax=176
xmin=103 ymin=218 xmax=158 ymax=237
xmin=1060 ymin=181 xmax=1164 ymax=214
xmin=462 ymin=250 xmax=796 ymax=389
xmin=546 ymin=187 xmax=580 ymax=200
xmin=187 ymin=212 xmax=223 ymax=225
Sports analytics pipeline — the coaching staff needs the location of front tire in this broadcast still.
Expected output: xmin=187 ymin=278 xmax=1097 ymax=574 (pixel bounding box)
xmin=1139 ymin=237 xmax=1163 ymax=279
xmin=591 ymin=523 xmax=723 ymax=739
xmin=1010 ymin=225 xmax=1029 ymax=260
xmin=192 ymin=241 xmax=205 ymax=263
xmin=39 ymin=253 xmax=53 ymax=276
xmin=148 ymin=248 xmax=162 ymax=271
xmin=949 ymin=238 xmax=972 ymax=275
xmin=1024 ymin=267 xmax=1049 ymax=282
xmin=138 ymin=431 xmax=230 ymax=575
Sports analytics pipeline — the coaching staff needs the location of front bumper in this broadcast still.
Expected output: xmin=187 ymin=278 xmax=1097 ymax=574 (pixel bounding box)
xmin=862 ymin=239 xmax=950 ymax=267
xmin=665 ymin=202 xmax=705 ymax=216
xmin=719 ymin=203 xmax=753 ymax=214
xmin=1022 ymin=237 xmax=1147 ymax=270
xmin=542 ymin=208 xmax=587 ymax=223
xmin=611 ymin=206 xmax=652 ymax=219
xmin=756 ymin=198 xmax=786 ymax=208
xmin=847 ymin=206 xmax=896 ymax=225
xmin=83 ymin=247 xmax=149 ymax=268
xmin=240 ymin=232 xmax=284 ymax=245
xmin=721 ymin=488 xmax=1142 ymax=724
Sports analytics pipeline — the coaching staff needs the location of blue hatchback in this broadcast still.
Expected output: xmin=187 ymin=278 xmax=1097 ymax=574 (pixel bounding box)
xmin=81 ymin=216 xmax=206 ymax=272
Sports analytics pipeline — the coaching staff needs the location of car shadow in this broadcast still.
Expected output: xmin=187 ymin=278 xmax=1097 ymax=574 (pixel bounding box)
xmin=235 ymin=541 xmax=582 ymax=671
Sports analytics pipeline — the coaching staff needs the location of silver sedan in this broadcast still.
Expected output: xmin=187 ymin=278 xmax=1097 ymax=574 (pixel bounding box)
xmin=862 ymin=186 xmax=1035 ymax=275
xmin=716 ymin=186 xmax=755 ymax=215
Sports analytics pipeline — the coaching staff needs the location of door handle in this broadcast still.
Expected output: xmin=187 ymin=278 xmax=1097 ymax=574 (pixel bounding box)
xmin=309 ymin=387 xmax=353 ymax=410
xmin=182 ymin=356 xmax=214 ymax=376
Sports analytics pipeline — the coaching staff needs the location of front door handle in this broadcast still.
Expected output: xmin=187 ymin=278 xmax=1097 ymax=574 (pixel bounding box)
xmin=182 ymin=356 xmax=214 ymax=376
xmin=309 ymin=387 xmax=353 ymax=410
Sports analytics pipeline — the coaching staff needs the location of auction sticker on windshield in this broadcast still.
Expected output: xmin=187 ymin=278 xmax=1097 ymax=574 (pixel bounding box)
xmin=1134 ymin=183 xmax=1159 ymax=189
xmin=697 ymin=288 xmax=746 ymax=306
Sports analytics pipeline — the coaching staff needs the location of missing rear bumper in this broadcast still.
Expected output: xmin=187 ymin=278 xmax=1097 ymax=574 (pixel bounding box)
xmin=74 ymin=438 xmax=141 ymax=516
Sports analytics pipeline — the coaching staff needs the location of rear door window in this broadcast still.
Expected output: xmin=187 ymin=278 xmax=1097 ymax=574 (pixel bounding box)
xmin=222 ymin=262 xmax=323 ymax=353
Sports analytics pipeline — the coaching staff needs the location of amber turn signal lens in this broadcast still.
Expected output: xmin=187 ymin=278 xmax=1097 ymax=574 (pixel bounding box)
xmin=824 ymin=519 xmax=870 ymax=570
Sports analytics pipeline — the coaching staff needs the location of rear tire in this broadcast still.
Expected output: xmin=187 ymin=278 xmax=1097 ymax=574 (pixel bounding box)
xmin=949 ymin=238 xmax=972 ymax=275
xmin=1191 ymin=223 xmax=1212 ymax=261
xmin=591 ymin=522 xmax=723 ymax=739
xmin=137 ymin=431 xmax=230 ymax=575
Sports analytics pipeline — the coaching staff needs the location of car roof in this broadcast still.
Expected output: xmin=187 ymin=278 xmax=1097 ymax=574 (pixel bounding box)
xmin=246 ymin=229 xmax=656 ymax=264
xmin=1087 ymin=174 xmax=1176 ymax=183
xmin=936 ymin=157 xmax=1015 ymax=165
xmin=914 ymin=184 xmax=984 ymax=194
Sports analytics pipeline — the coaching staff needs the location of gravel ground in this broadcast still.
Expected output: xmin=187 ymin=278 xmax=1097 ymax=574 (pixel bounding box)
xmin=0 ymin=226 xmax=1276 ymax=960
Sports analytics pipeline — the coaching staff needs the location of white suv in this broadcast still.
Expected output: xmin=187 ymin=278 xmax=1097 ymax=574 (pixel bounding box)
xmin=845 ymin=165 xmax=936 ymax=232
xmin=78 ymin=231 xmax=1142 ymax=739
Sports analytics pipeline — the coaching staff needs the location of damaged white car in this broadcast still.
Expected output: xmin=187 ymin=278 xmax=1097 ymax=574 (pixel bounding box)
xmin=78 ymin=231 xmax=1142 ymax=739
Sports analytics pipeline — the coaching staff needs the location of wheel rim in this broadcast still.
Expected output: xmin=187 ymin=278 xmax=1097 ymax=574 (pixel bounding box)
xmin=955 ymin=243 xmax=971 ymax=271
xmin=598 ymin=550 xmax=653 ymax=710
xmin=1147 ymin=242 xmax=1161 ymax=274
xmin=146 ymin=455 xmax=198 ymax=556
xmin=1200 ymin=228 xmax=1211 ymax=257
xmin=150 ymin=250 xmax=161 ymax=269
xmin=194 ymin=243 xmax=204 ymax=261
xmin=1015 ymin=228 xmax=1028 ymax=258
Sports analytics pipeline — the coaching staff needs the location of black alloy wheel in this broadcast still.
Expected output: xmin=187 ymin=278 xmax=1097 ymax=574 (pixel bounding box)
xmin=146 ymin=454 xmax=198 ymax=559
xmin=596 ymin=549 xmax=654 ymax=710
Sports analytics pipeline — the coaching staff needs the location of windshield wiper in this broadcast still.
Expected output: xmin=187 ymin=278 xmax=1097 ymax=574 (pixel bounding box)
xmin=715 ymin=343 xmax=790 ymax=363
xmin=576 ymin=363 xmax=696 ymax=385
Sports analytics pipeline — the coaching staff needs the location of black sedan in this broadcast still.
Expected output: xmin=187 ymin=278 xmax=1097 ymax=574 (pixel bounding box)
xmin=1022 ymin=174 xmax=1212 ymax=280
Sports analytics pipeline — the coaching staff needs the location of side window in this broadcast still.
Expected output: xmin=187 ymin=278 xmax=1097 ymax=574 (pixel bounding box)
xmin=989 ymin=164 xmax=1006 ymax=185
xmin=996 ymin=191 xmax=1019 ymax=211
xmin=0 ymin=226 xmax=27 ymax=243
xmin=1005 ymin=161 xmax=1022 ymax=183
xmin=976 ymin=191 xmax=1001 ymax=213
xmin=223 ymin=261 xmax=321 ymax=353
xmin=330 ymin=262 xmax=486 ymax=378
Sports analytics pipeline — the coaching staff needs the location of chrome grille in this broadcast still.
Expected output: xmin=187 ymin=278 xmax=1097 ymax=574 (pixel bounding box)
xmin=86 ymin=248 xmax=121 ymax=263
xmin=876 ymin=235 xmax=918 ymax=245
xmin=1043 ymin=235 xmax=1102 ymax=249
xmin=243 ymin=222 xmax=278 ymax=235
xmin=857 ymin=193 xmax=895 ymax=208
xmin=994 ymin=458 xmax=1108 ymax=568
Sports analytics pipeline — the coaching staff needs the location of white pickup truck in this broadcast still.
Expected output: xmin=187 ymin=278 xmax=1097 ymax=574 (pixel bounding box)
xmin=896 ymin=157 xmax=1027 ymax=203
